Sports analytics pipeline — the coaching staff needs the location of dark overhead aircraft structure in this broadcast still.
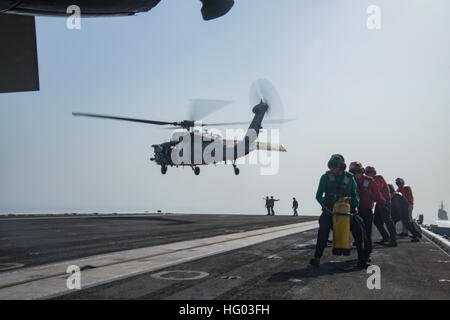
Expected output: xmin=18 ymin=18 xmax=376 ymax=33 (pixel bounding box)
xmin=0 ymin=0 xmax=235 ymax=93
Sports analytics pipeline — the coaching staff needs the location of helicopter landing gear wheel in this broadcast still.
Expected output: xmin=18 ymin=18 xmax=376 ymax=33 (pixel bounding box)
xmin=194 ymin=167 xmax=200 ymax=176
xmin=161 ymin=166 xmax=167 ymax=175
xmin=232 ymin=162 xmax=239 ymax=175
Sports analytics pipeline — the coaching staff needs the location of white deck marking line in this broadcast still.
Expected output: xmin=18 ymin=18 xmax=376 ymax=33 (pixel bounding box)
xmin=0 ymin=221 xmax=318 ymax=300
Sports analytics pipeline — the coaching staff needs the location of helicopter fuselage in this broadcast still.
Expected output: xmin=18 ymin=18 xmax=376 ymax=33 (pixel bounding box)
xmin=151 ymin=131 xmax=252 ymax=167
xmin=151 ymin=103 xmax=269 ymax=175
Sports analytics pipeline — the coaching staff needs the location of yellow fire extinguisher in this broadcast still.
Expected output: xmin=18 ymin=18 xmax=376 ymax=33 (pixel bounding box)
xmin=332 ymin=197 xmax=351 ymax=256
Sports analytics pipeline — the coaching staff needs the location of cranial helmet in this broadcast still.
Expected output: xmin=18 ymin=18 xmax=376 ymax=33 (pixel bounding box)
xmin=395 ymin=178 xmax=405 ymax=185
xmin=349 ymin=162 xmax=365 ymax=175
xmin=365 ymin=166 xmax=376 ymax=176
xmin=328 ymin=154 xmax=346 ymax=170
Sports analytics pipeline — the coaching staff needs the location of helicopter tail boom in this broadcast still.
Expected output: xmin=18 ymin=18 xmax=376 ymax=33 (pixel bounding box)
xmin=240 ymin=102 xmax=269 ymax=154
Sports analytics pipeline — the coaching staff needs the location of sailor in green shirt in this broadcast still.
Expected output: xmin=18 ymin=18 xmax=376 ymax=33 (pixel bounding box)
xmin=309 ymin=154 xmax=369 ymax=269
xmin=315 ymin=168 xmax=359 ymax=210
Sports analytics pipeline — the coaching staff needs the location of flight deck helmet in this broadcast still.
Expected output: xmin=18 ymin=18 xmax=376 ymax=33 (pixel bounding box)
xmin=328 ymin=154 xmax=346 ymax=171
xmin=365 ymin=166 xmax=376 ymax=176
xmin=349 ymin=162 xmax=365 ymax=175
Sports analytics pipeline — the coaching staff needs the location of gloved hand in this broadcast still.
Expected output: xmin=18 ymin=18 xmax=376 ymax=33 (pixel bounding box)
xmin=350 ymin=207 xmax=357 ymax=214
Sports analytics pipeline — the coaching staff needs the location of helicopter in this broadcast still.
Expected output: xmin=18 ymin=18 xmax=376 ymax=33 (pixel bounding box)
xmin=72 ymin=79 xmax=293 ymax=176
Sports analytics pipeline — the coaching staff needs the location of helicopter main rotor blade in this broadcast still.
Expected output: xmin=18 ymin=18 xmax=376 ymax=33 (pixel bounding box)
xmin=188 ymin=99 xmax=232 ymax=121
xmin=161 ymin=118 xmax=296 ymax=130
xmin=72 ymin=112 xmax=177 ymax=126
xmin=203 ymin=118 xmax=296 ymax=127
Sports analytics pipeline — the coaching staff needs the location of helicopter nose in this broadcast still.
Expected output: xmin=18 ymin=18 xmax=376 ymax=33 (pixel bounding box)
xmin=252 ymin=102 xmax=269 ymax=114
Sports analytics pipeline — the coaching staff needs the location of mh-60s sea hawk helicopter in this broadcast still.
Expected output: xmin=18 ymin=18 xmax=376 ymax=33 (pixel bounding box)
xmin=73 ymin=79 xmax=293 ymax=176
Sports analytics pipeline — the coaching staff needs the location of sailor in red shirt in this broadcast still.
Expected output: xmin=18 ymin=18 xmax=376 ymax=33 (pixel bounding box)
xmin=365 ymin=166 xmax=397 ymax=246
xmin=396 ymin=178 xmax=415 ymax=237
xmin=349 ymin=162 xmax=384 ymax=256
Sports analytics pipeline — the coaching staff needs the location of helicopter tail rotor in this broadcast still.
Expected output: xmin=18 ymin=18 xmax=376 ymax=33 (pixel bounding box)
xmin=249 ymin=78 xmax=284 ymax=119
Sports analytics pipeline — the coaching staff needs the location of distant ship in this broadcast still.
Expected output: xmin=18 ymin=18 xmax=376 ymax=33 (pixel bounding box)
xmin=429 ymin=201 xmax=450 ymax=237
xmin=438 ymin=201 xmax=448 ymax=220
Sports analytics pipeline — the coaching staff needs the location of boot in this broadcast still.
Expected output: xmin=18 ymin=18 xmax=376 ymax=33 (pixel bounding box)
xmin=375 ymin=237 xmax=389 ymax=245
xmin=388 ymin=235 xmax=397 ymax=247
xmin=356 ymin=260 xmax=370 ymax=269
xmin=309 ymin=257 xmax=320 ymax=267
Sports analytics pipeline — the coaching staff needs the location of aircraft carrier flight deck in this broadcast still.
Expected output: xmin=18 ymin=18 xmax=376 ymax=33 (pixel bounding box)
xmin=0 ymin=213 xmax=448 ymax=300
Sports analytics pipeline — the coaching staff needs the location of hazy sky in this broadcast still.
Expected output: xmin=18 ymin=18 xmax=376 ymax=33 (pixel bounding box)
xmin=1 ymin=0 xmax=449 ymax=224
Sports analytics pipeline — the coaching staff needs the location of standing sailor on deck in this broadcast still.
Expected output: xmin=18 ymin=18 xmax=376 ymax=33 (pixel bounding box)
xmin=395 ymin=178 xmax=415 ymax=237
xmin=310 ymin=154 xmax=369 ymax=269
xmin=365 ymin=166 xmax=397 ymax=247
xmin=349 ymin=162 xmax=385 ymax=259
xmin=292 ymin=198 xmax=299 ymax=216
xmin=269 ymin=196 xmax=279 ymax=216
xmin=264 ymin=196 xmax=271 ymax=216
